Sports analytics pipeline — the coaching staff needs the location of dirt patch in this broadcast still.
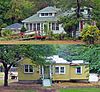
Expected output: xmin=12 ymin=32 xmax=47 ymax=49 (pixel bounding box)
xmin=0 ymin=82 xmax=100 ymax=92
xmin=0 ymin=82 xmax=56 ymax=92
xmin=0 ymin=40 xmax=85 ymax=44
xmin=53 ymin=82 xmax=100 ymax=89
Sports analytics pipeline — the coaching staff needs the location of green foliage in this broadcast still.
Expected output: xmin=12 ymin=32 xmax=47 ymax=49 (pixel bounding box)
xmin=5 ymin=0 xmax=33 ymax=22
xmin=20 ymin=26 xmax=27 ymax=33
xmin=0 ymin=44 xmax=56 ymax=66
xmin=92 ymin=0 xmax=100 ymax=29
xmin=59 ymin=13 xmax=79 ymax=37
xmin=1 ymin=29 xmax=14 ymax=37
xmin=24 ymin=45 xmax=56 ymax=65
xmin=81 ymin=25 xmax=100 ymax=44
xmin=50 ymin=33 xmax=70 ymax=40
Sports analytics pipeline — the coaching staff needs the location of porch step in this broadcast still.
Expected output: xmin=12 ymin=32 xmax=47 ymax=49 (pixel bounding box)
xmin=43 ymin=79 xmax=52 ymax=87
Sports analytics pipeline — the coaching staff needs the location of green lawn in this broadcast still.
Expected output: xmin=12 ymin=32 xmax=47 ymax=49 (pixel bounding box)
xmin=60 ymin=88 xmax=100 ymax=92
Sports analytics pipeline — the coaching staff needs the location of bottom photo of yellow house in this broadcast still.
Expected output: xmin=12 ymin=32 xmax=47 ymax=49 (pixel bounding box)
xmin=18 ymin=55 xmax=89 ymax=86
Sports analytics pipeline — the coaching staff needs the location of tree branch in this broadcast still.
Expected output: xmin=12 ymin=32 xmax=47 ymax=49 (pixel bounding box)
xmin=7 ymin=57 xmax=23 ymax=71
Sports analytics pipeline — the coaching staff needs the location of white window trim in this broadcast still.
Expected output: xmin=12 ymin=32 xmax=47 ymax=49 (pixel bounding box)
xmin=24 ymin=64 xmax=34 ymax=73
xmin=75 ymin=66 xmax=82 ymax=74
xmin=55 ymin=66 xmax=66 ymax=74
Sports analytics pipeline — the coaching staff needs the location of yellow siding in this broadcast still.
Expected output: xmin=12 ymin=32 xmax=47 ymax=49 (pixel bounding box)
xmin=52 ymin=64 xmax=70 ymax=81
xmin=18 ymin=58 xmax=40 ymax=80
xmin=70 ymin=65 xmax=89 ymax=80
xmin=18 ymin=58 xmax=89 ymax=81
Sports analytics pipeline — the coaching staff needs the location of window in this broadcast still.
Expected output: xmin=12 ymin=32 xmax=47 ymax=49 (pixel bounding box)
xmin=56 ymin=23 xmax=59 ymax=30
xmin=60 ymin=67 xmax=64 ymax=74
xmin=76 ymin=67 xmax=82 ymax=74
xmin=41 ymin=13 xmax=44 ymax=16
xmin=55 ymin=66 xmax=65 ymax=74
xmin=52 ymin=23 xmax=55 ymax=30
xmin=24 ymin=65 xmax=34 ymax=73
xmin=55 ymin=67 xmax=59 ymax=74
xmin=49 ymin=13 xmax=52 ymax=16
xmin=52 ymin=23 xmax=59 ymax=30
xmin=45 ymin=13 xmax=48 ymax=16
xmin=37 ymin=23 xmax=40 ymax=30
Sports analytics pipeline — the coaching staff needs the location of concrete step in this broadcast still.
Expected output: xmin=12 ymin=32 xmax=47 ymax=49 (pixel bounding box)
xmin=43 ymin=79 xmax=52 ymax=87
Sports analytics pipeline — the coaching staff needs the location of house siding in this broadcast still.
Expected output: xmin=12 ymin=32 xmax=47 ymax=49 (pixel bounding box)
xmin=52 ymin=64 xmax=70 ymax=81
xmin=18 ymin=58 xmax=40 ymax=81
xmin=70 ymin=65 xmax=89 ymax=80
xmin=18 ymin=58 xmax=89 ymax=82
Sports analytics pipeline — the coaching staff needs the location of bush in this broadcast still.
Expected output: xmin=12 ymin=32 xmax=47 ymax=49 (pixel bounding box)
xmin=1 ymin=29 xmax=14 ymax=37
xmin=20 ymin=26 xmax=27 ymax=32
xmin=49 ymin=33 xmax=71 ymax=40
xmin=81 ymin=25 xmax=100 ymax=44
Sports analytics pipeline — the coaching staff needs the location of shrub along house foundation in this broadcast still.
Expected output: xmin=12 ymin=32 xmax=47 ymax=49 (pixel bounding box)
xmin=18 ymin=55 xmax=89 ymax=86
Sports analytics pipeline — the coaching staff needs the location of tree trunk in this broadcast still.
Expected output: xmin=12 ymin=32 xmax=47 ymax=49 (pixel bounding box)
xmin=4 ymin=68 xmax=9 ymax=86
xmin=76 ymin=0 xmax=80 ymax=18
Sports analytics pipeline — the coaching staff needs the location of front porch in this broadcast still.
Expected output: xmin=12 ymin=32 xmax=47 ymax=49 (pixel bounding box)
xmin=23 ymin=22 xmax=64 ymax=36
xmin=40 ymin=65 xmax=53 ymax=86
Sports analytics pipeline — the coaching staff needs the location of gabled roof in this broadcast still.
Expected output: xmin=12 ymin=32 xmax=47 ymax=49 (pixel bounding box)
xmin=3 ymin=23 xmax=22 ymax=30
xmin=37 ymin=6 xmax=61 ymax=13
xmin=22 ymin=13 xmax=58 ymax=23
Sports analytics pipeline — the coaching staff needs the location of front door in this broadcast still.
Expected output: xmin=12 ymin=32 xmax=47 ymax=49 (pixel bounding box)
xmin=44 ymin=66 xmax=50 ymax=79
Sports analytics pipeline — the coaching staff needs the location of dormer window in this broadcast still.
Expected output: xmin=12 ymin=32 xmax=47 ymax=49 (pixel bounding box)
xmin=39 ymin=13 xmax=54 ymax=17
xmin=45 ymin=13 xmax=48 ymax=16
xmin=41 ymin=13 xmax=44 ymax=16
xmin=49 ymin=13 xmax=52 ymax=16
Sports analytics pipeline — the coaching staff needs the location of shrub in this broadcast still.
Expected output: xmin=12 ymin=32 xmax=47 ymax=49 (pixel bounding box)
xmin=20 ymin=26 xmax=27 ymax=32
xmin=81 ymin=25 xmax=100 ymax=44
xmin=1 ymin=29 xmax=13 ymax=37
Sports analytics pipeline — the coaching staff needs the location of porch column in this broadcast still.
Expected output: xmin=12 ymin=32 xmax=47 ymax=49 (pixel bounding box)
xmin=50 ymin=22 xmax=52 ymax=31
xmin=42 ymin=66 xmax=44 ymax=79
xmin=24 ymin=23 xmax=26 ymax=28
xmin=50 ymin=65 xmax=52 ymax=79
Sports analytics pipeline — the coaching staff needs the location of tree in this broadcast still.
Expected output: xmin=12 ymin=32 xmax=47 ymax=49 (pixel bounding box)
xmin=0 ymin=45 xmax=56 ymax=86
xmin=92 ymin=0 xmax=100 ymax=29
xmin=5 ymin=0 xmax=34 ymax=24
xmin=59 ymin=15 xmax=79 ymax=37
xmin=0 ymin=45 xmax=23 ymax=86
xmin=81 ymin=25 xmax=100 ymax=44
xmin=0 ymin=0 xmax=9 ymax=32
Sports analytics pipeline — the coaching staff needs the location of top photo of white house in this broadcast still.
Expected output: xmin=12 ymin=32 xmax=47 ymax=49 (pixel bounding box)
xmin=0 ymin=0 xmax=100 ymax=44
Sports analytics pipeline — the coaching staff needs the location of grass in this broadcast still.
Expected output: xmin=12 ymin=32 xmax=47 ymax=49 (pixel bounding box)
xmin=60 ymin=88 xmax=100 ymax=92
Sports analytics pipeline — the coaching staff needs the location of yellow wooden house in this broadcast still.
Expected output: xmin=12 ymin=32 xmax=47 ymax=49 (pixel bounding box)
xmin=18 ymin=55 xmax=89 ymax=85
